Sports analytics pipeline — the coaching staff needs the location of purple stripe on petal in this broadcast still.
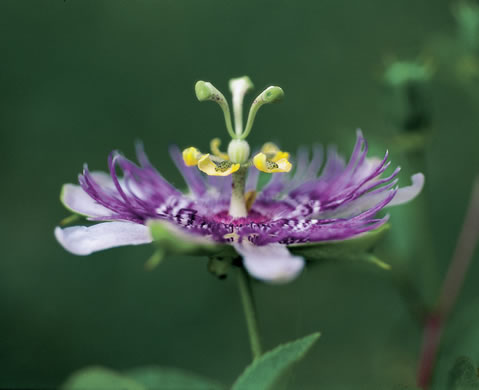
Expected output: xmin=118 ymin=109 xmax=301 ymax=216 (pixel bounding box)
xmin=305 ymin=144 xmax=323 ymax=179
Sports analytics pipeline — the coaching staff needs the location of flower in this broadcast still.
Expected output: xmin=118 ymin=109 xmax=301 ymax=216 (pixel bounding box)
xmin=55 ymin=77 xmax=424 ymax=283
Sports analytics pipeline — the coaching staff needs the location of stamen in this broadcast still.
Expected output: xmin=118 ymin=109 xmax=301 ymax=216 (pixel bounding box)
xmin=229 ymin=76 xmax=254 ymax=136
xmin=195 ymin=81 xmax=236 ymax=139
xmin=197 ymin=154 xmax=240 ymax=176
xmin=210 ymin=138 xmax=229 ymax=160
xmin=182 ymin=147 xmax=203 ymax=166
xmin=241 ymin=86 xmax=284 ymax=140
xmin=261 ymin=142 xmax=290 ymax=162
xmin=253 ymin=152 xmax=292 ymax=173
xmin=266 ymin=160 xmax=279 ymax=169
xmin=245 ymin=190 xmax=257 ymax=212
xmin=213 ymin=160 xmax=235 ymax=172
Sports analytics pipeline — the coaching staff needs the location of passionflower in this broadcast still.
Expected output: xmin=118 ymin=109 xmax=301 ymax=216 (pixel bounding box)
xmin=55 ymin=76 xmax=424 ymax=283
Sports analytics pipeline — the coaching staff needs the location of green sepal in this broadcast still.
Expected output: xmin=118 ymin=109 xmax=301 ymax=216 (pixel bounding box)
xmin=447 ymin=356 xmax=479 ymax=390
xmin=144 ymin=250 xmax=165 ymax=271
xmin=289 ymin=223 xmax=391 ymax=269
xmin=62 ymin=366 xmax=146 ymax=390
xmin=59 ymin=214 xmax=82 ymax=226
xmin=147 ymin=220 xmax=235 ymax=258
xmin=232 ymin=332 xmax=320 ymax=390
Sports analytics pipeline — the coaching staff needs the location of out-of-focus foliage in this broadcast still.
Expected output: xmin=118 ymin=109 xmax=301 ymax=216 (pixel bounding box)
xmin=447 ymin=357 xmax=479 ymax=390
xmin=126 ymin=366 xmax=226 ymax=390
xmin=63 ymin=332 xmax=319 ymax=390
xmin=63 ymin=367 xmax=145 ymax=390
xmin=231 ymin=332 xmax=320 ymax=390
xmin=1 ymin=0 xmax=479 ymax=389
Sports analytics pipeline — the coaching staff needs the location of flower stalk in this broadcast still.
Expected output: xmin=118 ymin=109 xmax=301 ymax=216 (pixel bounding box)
xmin=417 ymin=176 xmax=479 ymax=388
xmin=237 ymin=266 xmax=263 ymax=360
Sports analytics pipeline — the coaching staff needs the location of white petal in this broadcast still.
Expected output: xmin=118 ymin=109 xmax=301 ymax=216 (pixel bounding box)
xmin=355 ymin=157 xmax=382 ymax=183
xmin=54 ymin=222 xmax=152 ymax=256
xmin=61 ymin=184 xmax=112 ymax=218
xmin=324 ymin=173 xmax=425 ymax=218
xmin=387 ymin=173 xmax=424 ymax=207
xmin=61 ymin=172 xmax=114 ymax=218
xmin=234 ymin=242 xmax=305 ymax=284
xmin=324 ymin=191 xmax=390 ymax=219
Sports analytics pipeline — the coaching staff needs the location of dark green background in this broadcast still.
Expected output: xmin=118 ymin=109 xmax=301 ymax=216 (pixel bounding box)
xmin=1 ymin=0 xmax=478 ymax=388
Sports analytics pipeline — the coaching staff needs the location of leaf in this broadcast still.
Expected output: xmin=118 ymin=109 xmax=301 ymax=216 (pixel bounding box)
xmin=447 ymin=356 xmax=479 ymax=390
xmin=289 ymin=224 xmax=390 ymax=268
xmin=62 ymin=366 xmax=146 ymax=390
xmin=232 ymin=332 xmax=320 ymax=390
xmin=434 ymin=300 xmax=479 ymax=389
xmin=126 ymin=366 xmax=226 ymax=390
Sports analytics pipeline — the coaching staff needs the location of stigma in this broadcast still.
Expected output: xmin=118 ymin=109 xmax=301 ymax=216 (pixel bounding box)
xmin=180 ymin=76 xmax=293 ymax=218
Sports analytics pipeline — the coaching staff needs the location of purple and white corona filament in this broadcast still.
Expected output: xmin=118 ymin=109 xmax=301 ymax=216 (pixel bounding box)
xmin=55 ymin=77 xmax=424 ymax=283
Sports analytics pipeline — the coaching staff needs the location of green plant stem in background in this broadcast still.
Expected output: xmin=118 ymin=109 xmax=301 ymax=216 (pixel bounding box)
xmin=384 ymin=141 xmax=440 ymax=326
xmin=417 ymin=176 xmax=479 ymax=389
xmin=237 ymin=267 xmax=263 ymax=360
xmin=398 ymin=147 xmax=440 ymax=308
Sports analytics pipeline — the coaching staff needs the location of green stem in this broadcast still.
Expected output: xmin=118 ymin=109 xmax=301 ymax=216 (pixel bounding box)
xmin=237 ymin=267 xmax=263 ymax=360
xmin=229 ymin=168 xmax=247 ymax=218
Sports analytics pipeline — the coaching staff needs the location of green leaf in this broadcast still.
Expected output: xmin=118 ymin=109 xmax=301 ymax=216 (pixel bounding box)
xmin=434 ymin=300 xmax=479 ymax=389
xmin=232 ymin=332 xmax=320 ymax=390
xmin=62 ymin=366 xmax=146 ymax=390
xmin=126 ymin=366 xmax=225 ymax=390
xmin=289 ymin=224 xmax=390 ymax=268
xmin=448 ymin=356 xmax=479 ymax=390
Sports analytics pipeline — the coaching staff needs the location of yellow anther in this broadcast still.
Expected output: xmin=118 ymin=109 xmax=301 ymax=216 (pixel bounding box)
xmin=261 ymin=142 xmax=290 ymax=162
xmin=182 ymin=147 xmax=202 ymax=166
xmin=210 ymin=138 xmax=229 ymax=160
xmin=198 ymin=154 xmax=241 ymax=176
xmin=245 ymin=190 xmax=257 ymax=212
xmin=253 ymin=152 xmax=292 ymax=173
xmin=271 ymin=151 xmax=290 ymax=162
xmin=261 ymin=142 xmax=281 ymax=154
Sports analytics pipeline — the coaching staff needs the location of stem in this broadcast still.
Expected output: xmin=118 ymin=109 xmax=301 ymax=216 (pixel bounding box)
xmin=237 ymin=267 xmax=263 ymax=360
xmin=417 ymin=176 xmax=479 ymax=388
xmin=229 ymin=168 xmax=247 ymax=218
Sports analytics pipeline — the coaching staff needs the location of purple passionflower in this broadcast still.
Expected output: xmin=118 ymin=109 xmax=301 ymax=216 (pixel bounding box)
xmin=55 ymin=77 xmax=424 ymax=283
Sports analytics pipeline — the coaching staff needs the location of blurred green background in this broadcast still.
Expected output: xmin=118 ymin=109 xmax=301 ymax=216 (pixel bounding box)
xmin=1 ymin=0 xmax=479 ymax=388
